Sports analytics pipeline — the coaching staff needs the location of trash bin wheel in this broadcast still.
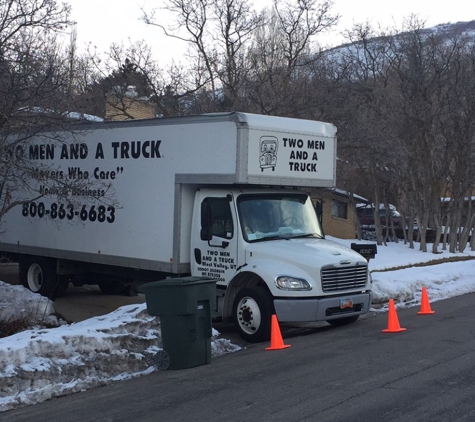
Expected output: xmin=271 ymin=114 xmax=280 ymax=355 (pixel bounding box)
xmin=153 ymin=350 xmax=171 ymax=370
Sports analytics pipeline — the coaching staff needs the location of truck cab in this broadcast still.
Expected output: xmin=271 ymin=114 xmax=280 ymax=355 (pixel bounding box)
xmin=192 ymin=187 xmax=372 ymax=342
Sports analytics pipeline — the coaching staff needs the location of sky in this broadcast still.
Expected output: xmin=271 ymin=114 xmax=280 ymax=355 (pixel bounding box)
xmin=2 ymin=236 xmax=475 ymax=412
xmin=67 ymin=0 xmax=475 ymax=65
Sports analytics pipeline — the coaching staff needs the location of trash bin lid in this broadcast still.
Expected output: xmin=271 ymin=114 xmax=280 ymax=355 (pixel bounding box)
xmin=140 ymin=276 xmax=215 ymax=290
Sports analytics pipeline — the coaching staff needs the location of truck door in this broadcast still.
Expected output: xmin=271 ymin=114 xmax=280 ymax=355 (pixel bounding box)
xmin=192 ymin=193 xmax=239 ymax=287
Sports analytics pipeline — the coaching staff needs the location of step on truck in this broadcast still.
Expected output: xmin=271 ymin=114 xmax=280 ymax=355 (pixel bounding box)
xmin=1 ymin=112 xmax=373 ymax=342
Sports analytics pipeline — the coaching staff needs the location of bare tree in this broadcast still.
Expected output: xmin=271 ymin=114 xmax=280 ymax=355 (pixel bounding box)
xmin=331 ymin=17 xmax=475 ymax=253
xmin=272 ymin=0 xmax=338 ymax=73
xmin=142 ymin=0 xmax=267 ymax=111
xmin=435 ymin=34 xmax=475 ymax=252
xmin=244 ymin=0 xmax=338 ymax=117
xmin=328 ymin=22 xmax=400 ymax=246
xmin=142 ymin=0 xmax=219 ymax=106
xmin=82 ymin=40 xmax=213 ymax=117
xmin=0 ymin=0 xmax=117 ymax=227
xmin=212 ymin=0 xmax=266 ymax=109
xmin=142 ymin=0 xmax=338 ymax=114
xmin=389 ymin=19 xmax=475 ymax=252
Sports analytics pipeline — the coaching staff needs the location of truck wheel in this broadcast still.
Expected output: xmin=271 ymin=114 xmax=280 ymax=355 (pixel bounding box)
xmin=20 ymin=258 xmax=58 ymax=299
xmin=233 ymin=286 xmax=274 ymax=343
xmin=327 ymin=315 xmax=359 ymax=327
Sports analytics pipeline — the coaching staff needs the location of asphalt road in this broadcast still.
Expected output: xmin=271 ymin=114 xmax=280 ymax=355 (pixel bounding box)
xmin=4 ymin=291 xmax=475 ymax=422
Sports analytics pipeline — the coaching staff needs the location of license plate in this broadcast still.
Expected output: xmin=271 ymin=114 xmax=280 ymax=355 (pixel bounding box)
xmin=340 ymin=298 xmax=353 ymax=309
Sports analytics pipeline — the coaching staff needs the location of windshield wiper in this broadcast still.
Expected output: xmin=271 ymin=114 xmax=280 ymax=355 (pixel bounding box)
xmin=290 ymin=233 xmax=323 ymax=239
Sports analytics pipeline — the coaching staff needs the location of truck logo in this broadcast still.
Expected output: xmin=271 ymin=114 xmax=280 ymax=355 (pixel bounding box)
xmin=259 ymin=136 xmax=278 ymax=172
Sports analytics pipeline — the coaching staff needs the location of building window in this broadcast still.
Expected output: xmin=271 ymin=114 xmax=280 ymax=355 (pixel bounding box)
xmin=332 ymin=199 xmax=348 ymax=219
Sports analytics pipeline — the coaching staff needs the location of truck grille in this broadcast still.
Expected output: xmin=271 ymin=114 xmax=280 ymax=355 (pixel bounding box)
xmin=321 ymin=265 xmax=368 ymax=293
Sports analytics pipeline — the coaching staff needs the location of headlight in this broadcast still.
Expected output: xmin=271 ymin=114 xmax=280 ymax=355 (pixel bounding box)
xmin=275 ymin=276 xmax=312 ymax=291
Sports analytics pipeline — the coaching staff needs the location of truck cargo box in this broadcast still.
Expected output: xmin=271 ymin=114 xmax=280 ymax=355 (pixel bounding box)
xmin=1 ymin=112 xmax=337 ymax=274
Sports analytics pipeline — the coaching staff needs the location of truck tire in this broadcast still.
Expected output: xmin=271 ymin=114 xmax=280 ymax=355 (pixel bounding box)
xmin=233 ymin=286 xmax=274 ymax=343
xmin=327 ymin=315 xmax=359 ymax=327
xmin=19 ymin=257 xmax=59 ymax=299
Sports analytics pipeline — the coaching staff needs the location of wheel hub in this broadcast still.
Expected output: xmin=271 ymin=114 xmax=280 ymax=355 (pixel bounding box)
xmin=240 ymin=304 xmax=252 ymax=326
xmin=27 ymin=264 xmax=43 ymax=292
xmin=237 ymin=297 xmax=261 ymax=334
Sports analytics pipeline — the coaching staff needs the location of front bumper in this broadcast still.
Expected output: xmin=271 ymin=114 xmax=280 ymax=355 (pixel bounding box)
xmin=273 ymin=291 xmax=372 ymax=322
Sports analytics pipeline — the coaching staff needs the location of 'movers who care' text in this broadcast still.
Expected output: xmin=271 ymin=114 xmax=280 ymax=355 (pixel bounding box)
xmin=28 ymin=140 xmax=161 ymax=181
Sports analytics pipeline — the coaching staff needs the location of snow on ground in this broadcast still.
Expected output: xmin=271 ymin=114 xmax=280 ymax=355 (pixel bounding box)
xmin=334 ymin=237 xmax=475 ymax=307
xmin=2 ymin=238 xmax=475 ymax=412
xmin=0 ymin=291 xmax=240 ymax=412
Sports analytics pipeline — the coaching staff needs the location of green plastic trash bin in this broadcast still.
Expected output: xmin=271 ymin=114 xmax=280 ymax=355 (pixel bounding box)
xmin=139 ymin=277 xmax=216 ymax=370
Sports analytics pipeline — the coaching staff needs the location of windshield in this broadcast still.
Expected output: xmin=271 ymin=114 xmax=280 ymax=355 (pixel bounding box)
xmin=237 ymin=193 xmax=323 ymax=242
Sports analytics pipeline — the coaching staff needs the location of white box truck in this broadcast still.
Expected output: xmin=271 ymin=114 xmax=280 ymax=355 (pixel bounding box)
xmin=1 ymin=112 xmax=373 ymax=342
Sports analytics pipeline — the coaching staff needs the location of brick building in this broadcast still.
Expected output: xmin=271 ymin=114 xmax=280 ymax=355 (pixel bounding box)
xmin=310 ymin=188 xmax=366 ymax=239
xmin=105 ymin=86 xmax=156 ymax=121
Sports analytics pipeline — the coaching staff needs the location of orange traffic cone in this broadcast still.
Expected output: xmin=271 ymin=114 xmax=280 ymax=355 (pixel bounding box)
xmin=418 ymin=286 xmax=435 ymax=315
xmin=265 ymin=314 xmax=291 ymax=350
xmin=382 ymin=299 xmax=407 ymax=333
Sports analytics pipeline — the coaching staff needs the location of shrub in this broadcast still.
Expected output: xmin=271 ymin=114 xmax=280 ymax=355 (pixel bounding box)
xmin=0 ymin=315 xmax=33 ymax=338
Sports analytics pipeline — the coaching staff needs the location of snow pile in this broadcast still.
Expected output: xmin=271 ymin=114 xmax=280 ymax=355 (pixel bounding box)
xmin=0 ymin=282 xmax=56 ymax=325
xmin=0 ymin=303 xmax=157 ymax=410
xmin=0 ymin=294 xmax=240 ymax=412
xmin=333 ymin=237 xmax=475 ymax=307
xmin=371 ymin=260 xmax=475 ymax=307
